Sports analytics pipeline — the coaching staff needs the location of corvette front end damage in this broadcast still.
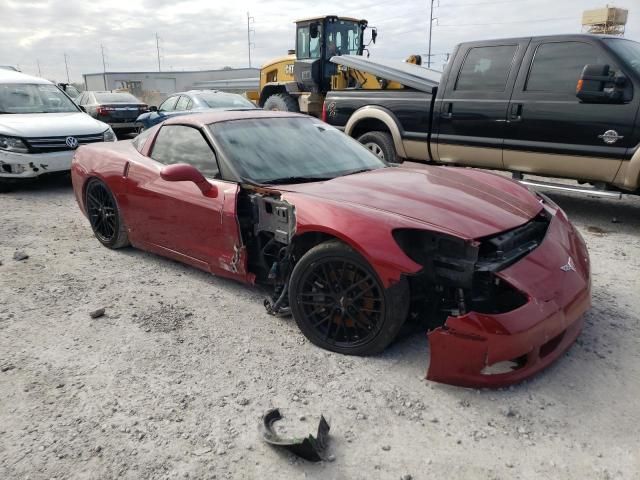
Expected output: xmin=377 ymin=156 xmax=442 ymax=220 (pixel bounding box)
xmin=397 ymin=204 xmax=591 ymax=388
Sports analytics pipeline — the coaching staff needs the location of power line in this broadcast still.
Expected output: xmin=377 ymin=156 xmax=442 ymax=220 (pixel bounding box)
xmin=436 ymin=16 xmax=574 ymax=27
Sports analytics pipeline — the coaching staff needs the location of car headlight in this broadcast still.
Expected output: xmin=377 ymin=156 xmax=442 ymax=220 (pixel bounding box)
xmin=0 ymin=134 xmax=29 ymax=153
xmin=103 ymin=128 xmax=117 ymax=142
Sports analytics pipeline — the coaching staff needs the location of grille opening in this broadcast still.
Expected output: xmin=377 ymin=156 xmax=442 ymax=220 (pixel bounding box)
xmin=470 ymin=272 xmax=528 ymax=314
xmin=540 ymin=330 xmax=565 ymax=358
xmin=481 ymin=354 xmax=528 ymax=375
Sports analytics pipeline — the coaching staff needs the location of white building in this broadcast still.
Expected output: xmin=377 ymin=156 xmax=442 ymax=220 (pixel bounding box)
xmin=83 ymin=68 xmax=259 ymax=105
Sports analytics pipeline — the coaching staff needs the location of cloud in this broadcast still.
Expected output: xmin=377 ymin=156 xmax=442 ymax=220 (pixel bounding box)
xmin=1 ymin=0 xmax=638 ymax=82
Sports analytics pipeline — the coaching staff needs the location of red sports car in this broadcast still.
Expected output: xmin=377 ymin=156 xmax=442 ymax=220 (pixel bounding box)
xmin=71 ymin=110 xmax=591 ymax=388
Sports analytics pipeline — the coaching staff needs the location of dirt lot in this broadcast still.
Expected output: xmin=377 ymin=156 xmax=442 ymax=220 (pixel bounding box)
xmin=1 ymin=175 xmax=639 ymax=480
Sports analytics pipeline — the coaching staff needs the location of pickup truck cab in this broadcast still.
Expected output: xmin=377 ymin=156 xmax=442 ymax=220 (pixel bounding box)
xmin=324 ymin=34 xmax=640 ymax=194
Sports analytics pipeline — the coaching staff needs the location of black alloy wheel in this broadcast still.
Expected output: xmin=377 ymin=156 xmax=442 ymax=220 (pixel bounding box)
xmin=85 ymin=178 xmax=129 ymax=249
xmin=289 ymin=241 xmax=409 ymax=355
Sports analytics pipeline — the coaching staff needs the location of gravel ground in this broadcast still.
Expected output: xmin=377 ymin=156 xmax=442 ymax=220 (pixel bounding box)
xmin=1 ymin=174 xmax=639 ymax=480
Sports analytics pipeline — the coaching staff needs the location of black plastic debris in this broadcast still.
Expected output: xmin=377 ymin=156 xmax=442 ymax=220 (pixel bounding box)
xmin=261 ymin=408 xmax=330 ymax=462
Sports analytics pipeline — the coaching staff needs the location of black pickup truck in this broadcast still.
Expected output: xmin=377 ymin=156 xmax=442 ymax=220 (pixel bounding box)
xmin=323 ymin=34 xmax=640 ymax=194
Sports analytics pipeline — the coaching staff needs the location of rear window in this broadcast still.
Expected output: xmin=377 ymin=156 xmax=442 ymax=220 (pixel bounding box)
xmin=94 ymin=92 xmax=139 ymax=103
xmin=455 ymin=45 xmax=517 ymax=92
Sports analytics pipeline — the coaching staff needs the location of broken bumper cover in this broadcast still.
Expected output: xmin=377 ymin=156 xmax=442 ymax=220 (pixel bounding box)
xmin=427 ymin=208 xmax=591 ymax=388
xmin=0 ymin=149 xmax=74 ymax=179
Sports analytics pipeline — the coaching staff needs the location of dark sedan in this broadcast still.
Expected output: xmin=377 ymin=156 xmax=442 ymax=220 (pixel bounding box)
xmin=76 ymin=91 xmax=148 ymax=135
xmin=136 ymin=89 xmax=256 ymax=130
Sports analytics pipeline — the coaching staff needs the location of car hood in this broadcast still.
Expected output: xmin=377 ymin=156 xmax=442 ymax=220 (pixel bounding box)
xmin=0 ymin=112 xmax=108 ymax=137
xmin=279 ymin=166 xmax=543 ymax=239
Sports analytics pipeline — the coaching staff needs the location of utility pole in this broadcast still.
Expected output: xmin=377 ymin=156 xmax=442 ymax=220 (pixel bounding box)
xmin=101 ymin=44 xmax=107 ymax=89
xmin=247 ymin=12 xmax=255 ymax=68
xmin=36 ymin=59 xmax=42 ymax=77
xmin=155 ymin=33 xmax=161 ymax=72
xmin=428 ymin=0 xmax=437 ymax=69
xmin=64 ymin=53 xmax=70 ymax=83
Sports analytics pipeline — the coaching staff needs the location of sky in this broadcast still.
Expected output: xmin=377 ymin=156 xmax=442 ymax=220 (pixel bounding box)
xmin=1 ymin=0 xmax=638 ymax=83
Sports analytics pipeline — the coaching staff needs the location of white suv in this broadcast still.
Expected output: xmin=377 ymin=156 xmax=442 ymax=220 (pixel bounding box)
xmin=0 ymin=70 xmax=116 ymax=191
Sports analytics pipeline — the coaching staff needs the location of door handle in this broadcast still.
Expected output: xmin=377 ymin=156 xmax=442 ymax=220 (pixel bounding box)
xmin=441 ymin=102 xmax=453 ymax=119
xmin=510 ymin=103 xmax=523 ymax=122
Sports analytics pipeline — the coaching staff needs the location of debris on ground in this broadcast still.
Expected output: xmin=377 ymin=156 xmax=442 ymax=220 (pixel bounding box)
xmin=89 ymin=308 xmax=106 ymax=319
xmin=261 ymin=408 xmax=330 ymax=462
xmin=13 ymin=251 xmax=29 ymax=261
xmin=1 ymin=363 xmax=16 ymax=372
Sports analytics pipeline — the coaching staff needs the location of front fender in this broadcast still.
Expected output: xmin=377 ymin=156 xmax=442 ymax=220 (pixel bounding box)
xmin=344 ymin=105 xmax=407 ymax=158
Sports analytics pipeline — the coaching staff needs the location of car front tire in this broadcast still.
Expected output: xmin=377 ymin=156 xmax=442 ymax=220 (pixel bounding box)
xmin=357 ymin=131 xmax=398 ymax=163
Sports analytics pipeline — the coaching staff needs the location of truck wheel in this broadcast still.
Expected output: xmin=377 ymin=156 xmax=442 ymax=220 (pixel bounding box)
xmin=357 ymin=131 xmax=397 ymax=163
xmin=263 ymin=93 xmax=299 ymax=112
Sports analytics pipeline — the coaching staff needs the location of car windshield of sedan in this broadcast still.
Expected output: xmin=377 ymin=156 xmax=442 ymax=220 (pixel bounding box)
xmin=0 ymin=83 xmax=79 ymax=114
xmin=197 ymin=92 xmax=255 ymax=109
xmin=210 ymin=117 xmax=386 ymax=184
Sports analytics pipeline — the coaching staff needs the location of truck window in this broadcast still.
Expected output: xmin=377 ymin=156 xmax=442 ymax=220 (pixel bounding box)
xmin=526 ymin=42 xmax=603 ymax=94
xmin=455 ymin=45 xmax=517 ymax=92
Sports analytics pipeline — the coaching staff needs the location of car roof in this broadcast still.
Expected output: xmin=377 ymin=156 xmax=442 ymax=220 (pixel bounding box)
xmin=163 ymin=109 xmax=304 ymax=127
xmin=0 ymin=69 xmax=52 ymax=85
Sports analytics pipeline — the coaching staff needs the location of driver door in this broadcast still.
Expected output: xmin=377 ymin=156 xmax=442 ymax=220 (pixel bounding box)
xmin=125 ymin=124 xmax=245 ymax=278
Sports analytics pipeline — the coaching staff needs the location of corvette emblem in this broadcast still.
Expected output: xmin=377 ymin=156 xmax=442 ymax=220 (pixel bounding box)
xmin=560 ymin=257 xmax=576 ymax=272
xmin=65 ymin=136 xmax=79 ymax=149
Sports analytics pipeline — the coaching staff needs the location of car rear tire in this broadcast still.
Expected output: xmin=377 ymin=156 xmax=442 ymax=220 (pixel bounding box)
xmin=289 ymin=240 xmax=409 ymax=356
xmin=357 ymin=131 xmax=398 ymax=163
xmin=263 ymin=93 xmax=299 ymax=112
xmin=85 ymin=178 xmax=129 ymax=249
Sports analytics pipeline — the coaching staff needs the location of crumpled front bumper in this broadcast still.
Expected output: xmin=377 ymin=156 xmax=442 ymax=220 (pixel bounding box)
xmin=0 ymin=149 xmax=74 ymax=179
xmin=426 ymin=207 xmax=591 ymax=388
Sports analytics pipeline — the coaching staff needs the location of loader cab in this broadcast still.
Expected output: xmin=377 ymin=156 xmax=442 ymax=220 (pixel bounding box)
xmin=294 ymin=16 xmax=370 ymax=93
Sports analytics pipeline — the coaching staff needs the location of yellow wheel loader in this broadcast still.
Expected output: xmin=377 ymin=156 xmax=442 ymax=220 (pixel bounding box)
xmin=257 ymin=15 xmax=405 ymax=117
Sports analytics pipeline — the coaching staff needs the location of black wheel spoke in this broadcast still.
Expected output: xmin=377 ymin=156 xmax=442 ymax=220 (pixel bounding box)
xmin=297 ymin=258 xmax=384 ymax=349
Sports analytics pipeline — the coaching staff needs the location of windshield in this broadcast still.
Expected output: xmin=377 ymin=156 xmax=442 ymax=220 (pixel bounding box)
xmin=326 ymin=20 xmax=362 ymax=56
xmin=0 ymin=83 xmax=79 ymax=114
xmin=604 ymin=39 xmax=640 ymax=75
xmin=95 ymin=92 xmax=140 ymax=103
xmin=196 ymin=92 xmax=255 ymax=109
xmin=210 ymin=117 xmax=386 ymax=184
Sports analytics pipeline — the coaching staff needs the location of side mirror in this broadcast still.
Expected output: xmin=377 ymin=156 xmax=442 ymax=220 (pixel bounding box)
xmin=577 ymin=64 xmax=629 ymax=104
xmin=149 ymin=105 xmax=158 ymax=112
xmin=78 ymin=105 xmax=86 ymax=113
xmin=371 ymin=28 xmax=378 ymax=44
xmin=160 ymin=163 xmax=217 ymax=197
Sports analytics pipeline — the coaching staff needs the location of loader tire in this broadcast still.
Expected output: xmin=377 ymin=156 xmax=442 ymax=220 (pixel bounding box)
xmin=263 ymin=93 xmax=299 ymax=112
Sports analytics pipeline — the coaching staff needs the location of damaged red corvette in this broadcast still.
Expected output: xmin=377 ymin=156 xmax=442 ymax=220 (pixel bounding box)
xmin=71 ymin=110 xmax=591 ymax=388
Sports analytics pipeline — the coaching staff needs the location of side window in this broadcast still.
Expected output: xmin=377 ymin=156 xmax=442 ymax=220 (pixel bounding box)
xmin=132 ymin=128 xmax=154 ymax=153
xmin=186 ymin=98 xmax=193 ymax=110
xmin=297 ymin=26 xmax=310 ymax=59
xmin=150 ymin=125 xmax=219 ymax=178
xmin=526 ymin=42 xmax=603 ymax=94
xmin=175 ymin=95 xmax=190 ymax=111
xmin=159 ymin=96 xmax=178 ymax=112
xmin=455 ymin=45 xmax=518 ymax=92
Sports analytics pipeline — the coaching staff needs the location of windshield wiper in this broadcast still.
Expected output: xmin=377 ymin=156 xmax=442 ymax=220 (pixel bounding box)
xmin=261 ymin=176 xmax=333 ymax=185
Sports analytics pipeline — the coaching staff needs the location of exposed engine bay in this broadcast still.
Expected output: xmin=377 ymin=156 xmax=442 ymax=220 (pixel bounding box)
xmin=238 ymin=186 xmax=552 ymax=332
